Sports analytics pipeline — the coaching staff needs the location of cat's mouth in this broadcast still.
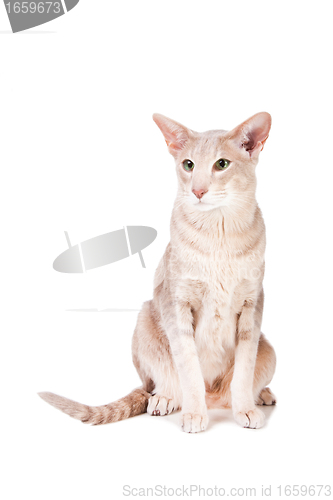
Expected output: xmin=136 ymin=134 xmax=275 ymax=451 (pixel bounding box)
xmin=192 ymin=200 xmax=216 ymax=211
xmin=186 ymin=191 xmax=227 ymax=211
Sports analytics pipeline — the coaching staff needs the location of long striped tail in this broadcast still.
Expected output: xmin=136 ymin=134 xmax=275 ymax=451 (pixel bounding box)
xmin=38 ymin=387 xmax=150 ymax=425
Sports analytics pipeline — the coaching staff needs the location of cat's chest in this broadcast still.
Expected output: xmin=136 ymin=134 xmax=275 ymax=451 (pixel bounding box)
xmin=185 ymin=252 xmax=244 ymax=335
xmin=170 ymin=238 xmax=253 ymax=313
xmin=185 ymin=249 xmax=241 ymax=297
xmin=187 ymin=257 xmax=240 ymax=335
xmin=193 ymin=284 xmax=238 ymax=383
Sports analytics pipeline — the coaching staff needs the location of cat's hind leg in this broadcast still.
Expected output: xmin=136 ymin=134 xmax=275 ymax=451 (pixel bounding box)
xmin=206 ymin=333 xmax=276 ymax=425
xmin=256 ymin=387 xmax=276 ymax=406
xmin=147 ymin=395 xmax=179 ymax=416
xmin=132 ymin=301 xmax=182 ymax=417
xmin=252 ymin=334 xmax=277 ymax=405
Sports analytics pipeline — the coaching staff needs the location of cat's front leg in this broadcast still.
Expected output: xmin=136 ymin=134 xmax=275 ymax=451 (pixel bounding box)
xmin=163 ymin=301 xmax=208 ymax=433
xmin=231 ymin=301 xmax=265 ymax=429
xmin=173 ymin=331 xmax=209 ymax=433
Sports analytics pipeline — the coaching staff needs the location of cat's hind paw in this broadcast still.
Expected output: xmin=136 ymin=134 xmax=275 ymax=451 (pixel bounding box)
xmin=147 ymin=395 xmax=178 ymax=416
xmin=181 ymin=412 xmax=209 ymax=433
xmin=234 ymin=407 xmax=265 ymax=429
xmin=256 ymin=387 xmax=276 ymax=406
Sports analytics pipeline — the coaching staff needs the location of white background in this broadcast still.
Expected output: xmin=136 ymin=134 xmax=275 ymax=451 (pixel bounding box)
xmin=1 ymin=1 xmax=332 ymax=499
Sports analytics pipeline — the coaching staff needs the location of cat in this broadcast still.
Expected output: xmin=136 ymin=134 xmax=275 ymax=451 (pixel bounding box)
xmin=39 ymin=112 xmax=276 ymax=433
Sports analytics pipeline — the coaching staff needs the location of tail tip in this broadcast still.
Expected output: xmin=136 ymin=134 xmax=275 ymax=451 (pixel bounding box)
xmin=38 ymin=391 xmax=52 ymax=401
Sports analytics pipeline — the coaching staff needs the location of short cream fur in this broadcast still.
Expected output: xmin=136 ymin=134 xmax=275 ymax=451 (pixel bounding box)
xmin=39 ymin=113 xmax=276 ymax=432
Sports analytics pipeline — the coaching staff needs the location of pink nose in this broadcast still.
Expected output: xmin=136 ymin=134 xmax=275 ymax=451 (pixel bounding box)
xmin=192 ymin=188 xmax=207 ymax=200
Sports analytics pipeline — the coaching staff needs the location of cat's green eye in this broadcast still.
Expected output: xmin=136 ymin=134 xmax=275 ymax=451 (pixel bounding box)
xmin=183 ymin=159 xmax=194 ymax=172
xmin=215 ymin=158 xmax=230 ymax=171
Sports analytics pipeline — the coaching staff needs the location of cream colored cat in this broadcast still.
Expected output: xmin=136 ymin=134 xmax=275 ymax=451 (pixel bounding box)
xmin=39 ymin=112 xmax=276 ymax=432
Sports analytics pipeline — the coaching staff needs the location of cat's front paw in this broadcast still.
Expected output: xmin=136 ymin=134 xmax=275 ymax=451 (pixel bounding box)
xmin=233 ymin=407 xmax=265 ymax=429
xmin=181 ymin=412 xmax=209 ymax=433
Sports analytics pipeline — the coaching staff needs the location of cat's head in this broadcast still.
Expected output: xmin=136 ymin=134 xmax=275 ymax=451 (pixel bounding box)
xmin=153 ymin=112 xmax=271 ymax=213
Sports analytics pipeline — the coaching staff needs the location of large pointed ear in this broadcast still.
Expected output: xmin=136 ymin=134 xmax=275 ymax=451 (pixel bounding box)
xmin=229 ymin=112 xmax=271 ymax=158
xmin=153 ymin=114 xmax=191 ymax=157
